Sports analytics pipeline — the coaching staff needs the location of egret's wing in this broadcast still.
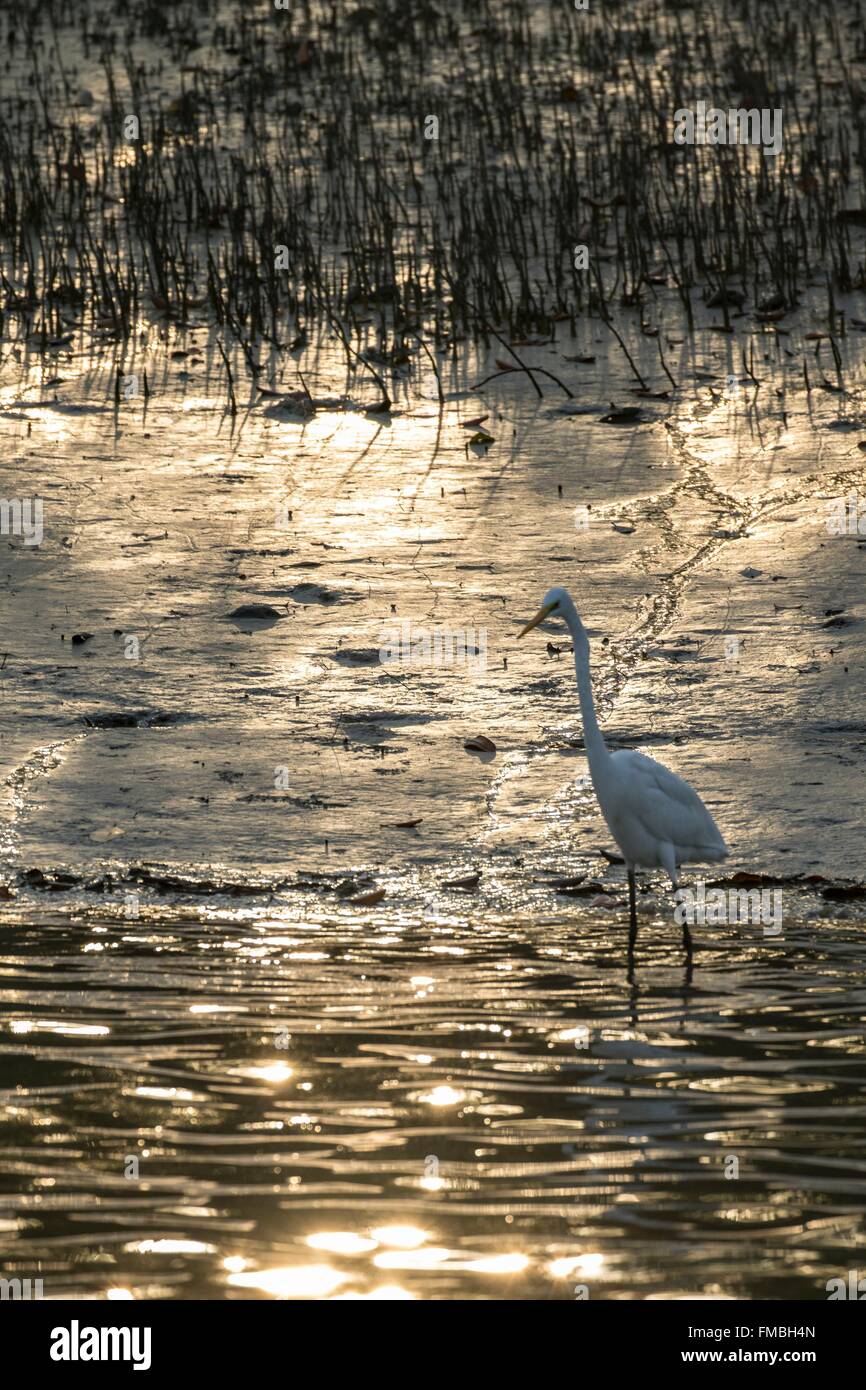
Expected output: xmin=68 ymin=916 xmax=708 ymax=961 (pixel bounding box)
xmin=611 ymin=748 xmax=728 ymax=855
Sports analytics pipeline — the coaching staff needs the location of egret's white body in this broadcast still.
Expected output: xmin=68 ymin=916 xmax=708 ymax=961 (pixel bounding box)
xmin=519 ymin=586 xmax=728 ymax=955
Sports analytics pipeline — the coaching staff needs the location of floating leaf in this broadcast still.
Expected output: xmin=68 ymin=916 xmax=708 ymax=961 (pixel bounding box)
xmin=601 ymin=407 xmax=643 ymax=424
xmin=464 ymin=735 xmax=496 ymax=753
xmin=706 ymin=288 xmax=745 ymax=308
xmin=227 ymin=603 xmax=284 ymax=619
xmin=442 ymin=873 xmax=480 ymax=890
xmin=349 ymin=887 xmax=386 ymax=906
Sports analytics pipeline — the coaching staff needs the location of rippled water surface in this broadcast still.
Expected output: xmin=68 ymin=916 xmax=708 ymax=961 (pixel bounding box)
xmin=2 ymin=899 xmax=865 ymax=1300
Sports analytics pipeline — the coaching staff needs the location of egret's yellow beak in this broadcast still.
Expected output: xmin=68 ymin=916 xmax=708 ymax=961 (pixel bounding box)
xmin=517 ymin=602 xmax=557 ymax=638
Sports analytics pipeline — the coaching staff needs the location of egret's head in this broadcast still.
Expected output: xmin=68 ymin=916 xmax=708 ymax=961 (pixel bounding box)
xmin=518 ymin=587 xmax=571 ymax=638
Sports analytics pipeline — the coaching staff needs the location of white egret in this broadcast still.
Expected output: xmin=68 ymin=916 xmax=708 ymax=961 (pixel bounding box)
xmin=518 ymin=587 xmax=728 ymax=958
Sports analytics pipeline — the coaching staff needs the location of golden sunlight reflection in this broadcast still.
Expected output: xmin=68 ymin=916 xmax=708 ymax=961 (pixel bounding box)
xmin=133 ymin=1086 xmax=197 ymax=1101
xmin=548 ymin=1253 xmax=606 ymax=1279
xmin=416 ymin=1085 xmax=467 ymax=1107
xmin=550 ymin=1026 xmax=593 ymax=1045
xmin=420 ymin=1173 xmax=447 ymax=1192
xmin=127 ymin=1239 xmax=215 ymax=1255
xmin=106 ymin=1288 xmax=135 ymax=1301
xmin=333 ymin=1286 xmax=416 ymax=1300
xmin=188 ymin=1004 xmax=243 ymax=1015
xmin=373 ymin=1248 xmax=528 ymax=1274
xmin=10 ymin=1020 xmax=109 ymax=1037
xmin=230 ymin=1062 xmax=293 ymax=1084
xmin=459 ymin=1254 xmax=529 ymax=1275
xmin=306 ymin=1232 xmax=378 ymax=1255
xmin=373 ymin=1248 xmax=452 ymax=1270
xmin=16 ymin=407 xmax=72 ymax=442
xmin=369 ymin=1225 xmax=430 ymax=1250
xmin=226 ymin=1265 xmax=351 ymax=1298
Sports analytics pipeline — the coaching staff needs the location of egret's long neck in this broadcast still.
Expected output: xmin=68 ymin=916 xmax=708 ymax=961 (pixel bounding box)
xmin=561 ymin=599 xmax=609 ymax=770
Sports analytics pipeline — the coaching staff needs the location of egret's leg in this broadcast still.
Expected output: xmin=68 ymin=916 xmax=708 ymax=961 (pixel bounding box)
xmin=665 ymin=853 xmax=691 ymax=961
xmin=627 ymin=869 xmax=637 ymax=954
xmin=680 ymin=882 xmax=693 ymax=958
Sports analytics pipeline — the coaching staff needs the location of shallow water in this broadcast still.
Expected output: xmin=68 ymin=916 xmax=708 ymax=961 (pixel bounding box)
xmin=2 ymin=903 xmax=865 ymax=1300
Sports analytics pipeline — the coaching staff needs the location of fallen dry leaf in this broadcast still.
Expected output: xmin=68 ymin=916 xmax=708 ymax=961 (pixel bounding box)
xmin=463 ymin=735 xmax=496 ymax=753
xmin=348 ymin=887 xmax=386 ymax=906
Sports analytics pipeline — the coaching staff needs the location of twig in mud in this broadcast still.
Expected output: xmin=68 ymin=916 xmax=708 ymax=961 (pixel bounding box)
xmin=297 ymin=370 xmax=314 ymax=405
xmin=828 ymin=335 xmax=844 ymax=392
xmin=441 ymin=275 xmax=572 ymax=397
xmin=408 ymin=330 xmax=444 ymax=407
xmin=216 ymin=340 xmax=237 ymax=416
xmin=603 ymin=317 xmax=648 ymax=391
xmin=489 ymin=336 xmax=544 ymax=398
xmin=741 ymin=347 xmax=760 ymax=388
xmin=472 ymin=366 xmax=574 ymax=394
xmin=327 ymin=310 xmax=391 ymax=411
xmin=657 ymin=337 xmax=678 ymax=391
